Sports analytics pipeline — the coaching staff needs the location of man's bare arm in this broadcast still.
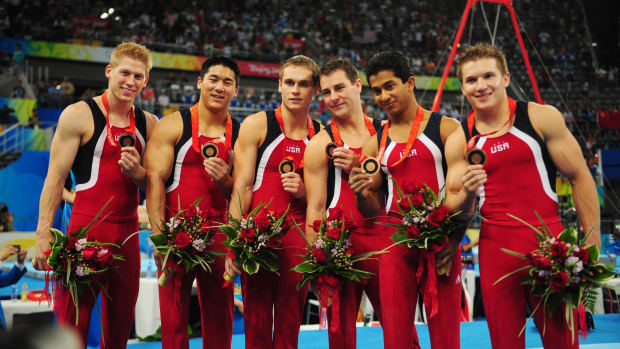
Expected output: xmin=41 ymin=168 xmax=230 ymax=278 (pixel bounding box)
xmin=304 ymin=131 xmax=330 ymax=244
xmin=229 ymin=113 xmax=264 ymax=220
xmin=532 ymin=103 xmax=601 ymax=248
xmin=33 ymin=102 xmax=88 ymax=269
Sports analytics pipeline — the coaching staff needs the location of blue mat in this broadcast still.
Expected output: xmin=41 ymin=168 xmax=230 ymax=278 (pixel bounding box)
xmin=123 ymin=314 xmax=620 ymax=349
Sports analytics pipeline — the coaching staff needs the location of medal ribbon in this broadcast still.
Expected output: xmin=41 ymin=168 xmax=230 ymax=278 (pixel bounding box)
xmin=330 ymin=114 xmax=377 ymax=147
xmin=102 ymin=90 xmax=135 ymax=147
xmin=466 ymin=97 xmax=517 ymax=151
xmin=376 ymin=105 xmax=425 ymax=168
xmin=275 ymin=105 xmax=315 ymax=169
xmin=190 ymin=104 xmax=233 ymax=155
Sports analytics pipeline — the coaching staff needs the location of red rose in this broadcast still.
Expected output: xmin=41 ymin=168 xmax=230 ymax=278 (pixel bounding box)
xmin=273 ymin=208 xmax=286 ymax=219
xmin=265 ymin=238 xmax=282 ymax=249
xmin=82 ymin=247 xmax=98 ymax=260
xmin=66 ymin=237 xmax=78 ymax=250
xmin=343 ymin=219 xmax=357 ymax=233
xmin=399 ymin=197 xmax=411 ymax=212
xmin=279 ymin=217 xmax=290 ymax=233
xmin=313 ymin=248 xmax=327 ymax=263
xmin=534 ymin=256 xmax=552 ymax=269
xmin=550 ymin=271 xmax=569 ymax=292
xmin=425 ymin=193 xmax=434 ymax=205
xmin=240 ymin=228 xmax=257 ymax=241
xmin=410 ymin=192 xmax=425 ymax=207
xmin=98 ymin=250 xmax=114 ymax=266
xmin=402 ymin=182 xmax=418 ymax=195
xmin=175 ymin=232 xmax=191 ymax=248
xmin=550 ymin=242 xmax=568 ymax=258
xmin=311 ymin=220 xmax=323 ymax=232
xmin=183 ymin=209 xmax=195 ymax=220
xmin=428 ymin=205 xmax=450 ymax=227
xmin=406 ymin=225 xmax=421 ymax=239
xmin=575 ymin=248 xmax=590 ymax=263
xmin=328 ymin=207 xmax=343 ymax=220
xmin=255 ymin=210 xmax=272 ymax=231
xmin=326 ymin=227 xmax=341 ymax=240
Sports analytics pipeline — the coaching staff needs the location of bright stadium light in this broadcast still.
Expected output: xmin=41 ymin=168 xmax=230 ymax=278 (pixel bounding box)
xmin=592 ymin=42 xmax=598 ymax=47
xmin=108 ymin=8 xmax=115 ymax=14
xmin=100 ymin=13 xmax=109 ymax=19
xmin=115 ymin=16 xmax=120 ymax=21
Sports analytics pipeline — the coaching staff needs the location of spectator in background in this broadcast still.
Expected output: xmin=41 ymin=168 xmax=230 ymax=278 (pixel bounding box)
xmin=0 ymin=104 xmax=16 ymax=127
xmin=242 ymin=97 xmax=254 ymax=109
xmin=141 ymin=83 xmax=155 ymax=112
xmin=59 ymin=76 xmax=75 ymax=107
xmin=269 ymin=94 xmax=279 ymax=110
xmin=10 ymin=80 xmax=25 ymax=98
xmin=182 ymin=87 xmax=195 ymax=104
xmin=157 ymin=89 xmax=170 ymax=114
xmin=0 ymin=203 xmax=15 ymax=232
xmin=9 ymin=44 xmax=24 ymax=75
xmin=0 ymin=244 xmax=28 ymax=329
xmin=47 ymin=81 xmax=62 ymax=108
xmin=257 ymin=95 xmax=267 ymax=110
xmin=28 ymin=108 xmax=41 ymax=129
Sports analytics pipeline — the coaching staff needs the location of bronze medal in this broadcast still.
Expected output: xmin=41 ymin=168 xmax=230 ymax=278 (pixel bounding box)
xmin=279 ymin=159 xmax=296 ymax=174
xmin=325 ymin=142 xmax=338 ymax=159
xmin=119 ymin=133 xmax=135 ymax=147
xmin=201 ymin=142 xmax=219 ymax=159
xmin=466 ymin=148 xmax=487 ymax=165
xmin=361 ymin=157 xmax=380 ymax=175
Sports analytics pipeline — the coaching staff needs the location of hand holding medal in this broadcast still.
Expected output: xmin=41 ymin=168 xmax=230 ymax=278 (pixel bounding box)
xmin=327 ymin=114 xmax=377 ymax=173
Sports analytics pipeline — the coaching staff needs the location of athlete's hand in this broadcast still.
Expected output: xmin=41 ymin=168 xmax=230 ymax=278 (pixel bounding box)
xmin=332 ymin=147 xmax=360 ymax=174
xmin=462 ymin=164 xmax=486 ymax=198
xmin=32 ymin=234 xmax=52 ymax=270
xmin=204 ymin=157 xmax=230 ymax=184
xmin=119 ymin=146 xmax=143 ymax=178
xmin=435 ymin=236 xmax=461 ymax=277
xmin=225 ymin=255 xmax=241 ymax=278
xmin=154 ymin=249 xmax=165 ymax=271
xmin=348 ymin=166 xmax=372 ymax=196
xmin=281 ymin=172 xmax=305 ymax=199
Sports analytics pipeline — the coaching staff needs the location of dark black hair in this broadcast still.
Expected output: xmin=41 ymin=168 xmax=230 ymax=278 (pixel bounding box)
xmin=364 ymin=51 xmax=413 ymax=85
xmin=200 ymin=56 xmax=241 ymax=86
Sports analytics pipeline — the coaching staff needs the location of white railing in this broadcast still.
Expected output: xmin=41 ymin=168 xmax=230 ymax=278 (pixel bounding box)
xmin=0 ymin=123 xmax=25 ymax=155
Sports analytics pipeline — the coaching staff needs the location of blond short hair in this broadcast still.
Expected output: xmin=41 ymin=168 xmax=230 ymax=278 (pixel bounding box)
xmin=110 ymin=42 xmax=153 ymax=75
xmin=280 ymin=55 xmax=320 ymax=86
xmin=456 ymin=43 xmax=508 ymax=82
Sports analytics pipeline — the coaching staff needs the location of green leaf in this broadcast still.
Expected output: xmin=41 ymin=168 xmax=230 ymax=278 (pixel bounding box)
xmin=500 ymin=248 xmax=527 ymax=260
xmin=558 ymin=228 xmax=578 ymax=245
xmin=149 ymin=234 xmax=167 ymax=246
xmin=493 ymin=265 xmax=530 ymax=286
xmin=585 ymin=244 xmax=599 ymax=264
xmin=292 ymin=261 xmax=319 ymax=273
xmin=243 ymin=259 xmax=260 ymax=275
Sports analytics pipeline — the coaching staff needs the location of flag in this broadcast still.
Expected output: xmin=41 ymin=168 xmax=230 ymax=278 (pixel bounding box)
xmin=598 ymin=109 xmax=620 ymax=130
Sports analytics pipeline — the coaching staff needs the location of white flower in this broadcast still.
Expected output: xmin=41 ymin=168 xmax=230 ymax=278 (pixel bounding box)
xmin=412 ymin=217 xmax=420 ymax=224
xmin=98 ymin=248 xmax=109 ymax=257
xmin=538 ymin=270 xmax=553 ymax=279
xmin=315 ymin=239 xmax=324 ymax=249
xmin=193 ymin=239 xmax=206 ymax=252
xmin=76 ymin=266 xmax=86 ymax=277
xmin=75 ymin=238 xmax=87 ymax=251
xmin=572 ymin=261 xmax=583 ymax=274
xmin=565 ymin=256 xmax=580 ymax=266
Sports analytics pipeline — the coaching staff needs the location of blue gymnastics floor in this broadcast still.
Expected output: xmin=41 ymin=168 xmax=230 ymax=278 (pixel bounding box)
xmin=124 ymin=314 xmax=620 ymax=349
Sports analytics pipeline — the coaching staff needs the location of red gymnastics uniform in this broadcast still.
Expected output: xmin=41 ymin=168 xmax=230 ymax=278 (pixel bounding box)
xmin=157 ymin=108 xmax=240 ymax=349
xmin=242 ymin=110 xmax=320 ymax=349
xmin=54 ymin=98 xmax=147 ymax=349
xmin=323 ymin=118 xmax=391 ymax=348
xmin=464 ymin=100 xmax=577 ymax=349
xmin=378 ymin=113 xmax=462 ymax=349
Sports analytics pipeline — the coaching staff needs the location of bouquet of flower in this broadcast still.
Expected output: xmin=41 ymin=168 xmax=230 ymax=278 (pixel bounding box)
xmin=149 ymin=197 xmax=223 ymax=286
xmin=219 ymin=201 xmax=289 ymax=284
xmin=292 ymin=207 xmax=387 ymax=332
xmin=45 ymin=199 xmax=125 ymax=325
xmin=494 ymin=213 xmax=616 ymax=342
xmin=379 ymin=179 xmax=461 ymax=318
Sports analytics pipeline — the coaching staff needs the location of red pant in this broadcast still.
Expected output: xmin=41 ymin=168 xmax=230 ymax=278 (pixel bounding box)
xmin=380 ymin=241 xmax=463 ymax=349
xmin=158 ymin=231 xmax=233 ymax=349
xmin=479 ymin=221 xmax=579 ymax=349
xmin=241 ymin=224 xmax=309 ymax=349
xmin=54 ymin=212 xmax=140 ymax=349
xmin=327 ymin=229 xmax=390 ymax=349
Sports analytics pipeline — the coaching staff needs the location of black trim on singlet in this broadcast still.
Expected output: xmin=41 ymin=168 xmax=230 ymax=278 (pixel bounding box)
xmin=254 ymin=110 xmax=321 ymax=180
xmin=72 ymin=98 xmax=147 ymax=187
xmin=164 ymin=108 xmax=241 ymax=188
xmin=324 ymin=118 xmax=382 ymax=207
xmin=377 ymin=112 xmax=446 ymax=193
xmin=460 ymin=100 xmax=557 ymax=191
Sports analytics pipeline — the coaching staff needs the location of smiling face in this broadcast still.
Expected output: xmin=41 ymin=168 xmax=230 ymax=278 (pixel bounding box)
xmin=460 ymin=57 xmax=510 ymax=112
xmin=105 ymin=56 xmax=149 ymax=103
xmin=319 ymin=69 xmax=362 ymax=120
xmin=278 ymin=65 xmax=317 ymax=114
xmin=197 ymin=64 xmax=239 ymax=113
xmin=368 ymin=69 xmax=415 ymax=118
